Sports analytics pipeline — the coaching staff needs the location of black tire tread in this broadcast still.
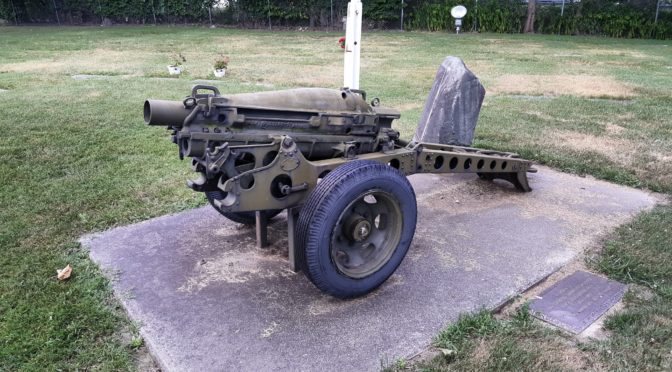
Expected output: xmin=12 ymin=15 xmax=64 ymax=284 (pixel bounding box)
xmin=296 ymin=160 xmax=416 ymax=298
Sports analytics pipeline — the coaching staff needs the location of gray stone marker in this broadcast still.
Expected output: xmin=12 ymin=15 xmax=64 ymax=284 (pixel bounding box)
xmin=83 ymin=167 xmax=657 ymax=372
xmin=413 ymin=57 xmax=485 ymax=146
xmin=530 ymin=270 xmax=627 ymax=333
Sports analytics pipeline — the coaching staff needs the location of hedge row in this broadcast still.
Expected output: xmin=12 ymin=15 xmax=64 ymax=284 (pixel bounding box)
xmin=406 ymin=0 xmax=671 ymax=39
xmin=1 ymin=0 xmax=670 ymax=39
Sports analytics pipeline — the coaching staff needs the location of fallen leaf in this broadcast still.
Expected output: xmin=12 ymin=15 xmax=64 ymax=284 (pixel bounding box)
xmin=439 ymin=348 xmax=455 ymax=356
xmin=57 ymin=264 xmax=72 ymax=281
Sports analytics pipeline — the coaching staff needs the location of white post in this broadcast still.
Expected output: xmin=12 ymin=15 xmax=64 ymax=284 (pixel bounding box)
xmin=343 ymin=0 xmax=362 ymax=90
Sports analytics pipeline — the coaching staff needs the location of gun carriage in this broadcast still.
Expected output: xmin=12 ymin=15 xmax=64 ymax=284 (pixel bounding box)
xmin=144 ymin=85 xmax=535 ymax=298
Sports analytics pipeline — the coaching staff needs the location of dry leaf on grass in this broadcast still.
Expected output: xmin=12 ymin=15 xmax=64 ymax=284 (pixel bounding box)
xmin=439 ymin=348 xmax=456 ymax=356
xmin=57 ymin=264 xmax=72 ymax=281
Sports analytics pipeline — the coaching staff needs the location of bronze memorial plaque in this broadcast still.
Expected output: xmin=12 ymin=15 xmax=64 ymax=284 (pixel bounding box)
xmin=530 ymin=270 xmax=627 ymax=333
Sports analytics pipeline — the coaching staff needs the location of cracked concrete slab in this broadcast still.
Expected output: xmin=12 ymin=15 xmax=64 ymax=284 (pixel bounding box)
xmin=82 ymin=166 xmax=659 ymax=371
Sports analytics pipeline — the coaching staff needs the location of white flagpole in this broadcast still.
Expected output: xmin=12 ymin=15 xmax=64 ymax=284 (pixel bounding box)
xmin=343 ymin=0 xmax=362 ymax=89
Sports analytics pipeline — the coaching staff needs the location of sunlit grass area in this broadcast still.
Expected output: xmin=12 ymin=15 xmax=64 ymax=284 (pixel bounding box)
xmin=0 ymin=26 xmax=670 ymax=370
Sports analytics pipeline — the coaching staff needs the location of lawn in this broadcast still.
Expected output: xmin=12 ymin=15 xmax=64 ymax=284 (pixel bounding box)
xmin=0 ymin=26 xmax=670 ymax=370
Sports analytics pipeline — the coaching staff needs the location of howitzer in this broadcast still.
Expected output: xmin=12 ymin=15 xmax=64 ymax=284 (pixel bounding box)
xmin=145 ymin=85 xmax=535 ymax=298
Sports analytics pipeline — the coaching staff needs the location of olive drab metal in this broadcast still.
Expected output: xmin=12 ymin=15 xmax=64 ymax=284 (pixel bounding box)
xmin=144 ymin=85 xmax=536 ymax=298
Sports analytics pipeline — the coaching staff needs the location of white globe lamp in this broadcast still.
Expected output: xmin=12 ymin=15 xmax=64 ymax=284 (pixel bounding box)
xmin=450 ymin=5 xmax=468 ymax=34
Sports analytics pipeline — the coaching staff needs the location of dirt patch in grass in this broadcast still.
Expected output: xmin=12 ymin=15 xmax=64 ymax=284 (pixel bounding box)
xmin=515 ymin=42 xmax=544 ymax=50
xmin=395 ymin=102 xmax=424 ymax=111
xmin=542 ymin=129 xmax=634 ymax=165
xmin=651 ymin=314 xmax=672 ymax=327
xmin=538 ymin=128 xmax=672 ymax=189
xmin=533 ymin=337 xmax=598 ymax=370
xmin=523 ymin=110 xmax=575 ymax=123
xmin=582 ymin=48 xmax=650 ymax=59
xmin=647 ymin=150 xmax=672 ymax=163
xmin=268 ymin=64 xmax=340 ymax=87
xmin=567 ymin=59 xmax=641 ymax=68
xmin=605 ymin=123 xmax=626 ymax=135
xmin=0 ymin=48 xmax=151 ymax=75
xmin=489 ymin=74 xmax=635 ymax=98
xmin=465 ymin=59 xmax=494 ymax=75
xmin=470 ymin=339 xmax=495 ymax=362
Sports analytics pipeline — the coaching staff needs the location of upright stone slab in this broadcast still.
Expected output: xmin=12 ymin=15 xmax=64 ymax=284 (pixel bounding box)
xmin=414 ymin=57 xmax=486 ymax=146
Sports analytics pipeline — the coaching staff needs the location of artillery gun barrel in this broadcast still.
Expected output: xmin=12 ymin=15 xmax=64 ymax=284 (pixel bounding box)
xmin=143 ymin=84 xmax=536 ymax=299
xmin=144 ymin=99 xmax=191 ymax=126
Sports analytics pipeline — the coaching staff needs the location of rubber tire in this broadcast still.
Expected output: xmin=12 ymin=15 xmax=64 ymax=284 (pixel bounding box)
xmin=205 ymin=191 xmax=281 ymax=225
xmin=296 ymin=160 xmax=417 ymax=298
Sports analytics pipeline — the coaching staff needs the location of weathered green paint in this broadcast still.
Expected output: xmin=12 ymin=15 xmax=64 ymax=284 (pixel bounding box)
xmin=145 ymin=85 xmax=534 ymax=213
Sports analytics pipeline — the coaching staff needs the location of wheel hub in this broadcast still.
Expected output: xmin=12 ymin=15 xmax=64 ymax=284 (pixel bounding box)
xmin=353 ymin=220 xmax=371 ymax=241
xmin=344 ymin=216 xmax=372 ymax=242
xmin=331 ymin=190 xmax=403 ymax=279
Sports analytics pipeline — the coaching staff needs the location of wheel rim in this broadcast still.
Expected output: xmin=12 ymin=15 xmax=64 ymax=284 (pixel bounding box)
xmin=330 ymin=190 xmax=403 ymax=279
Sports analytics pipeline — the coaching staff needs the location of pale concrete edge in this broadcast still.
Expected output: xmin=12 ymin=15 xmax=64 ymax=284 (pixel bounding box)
xmin=78 ymin=207 xmax=207 ymax=247
xmin=534 ymin=165 xmax=669 ymax=205
xmin=78 ymin=208 xmax=289 ymax=372
xmin=80 ymin=233 xmax=178 ymax=372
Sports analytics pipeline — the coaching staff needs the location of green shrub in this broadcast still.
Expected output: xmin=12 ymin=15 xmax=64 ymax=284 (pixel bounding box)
xmin=404 ymin=0 xmax=671 ymax=39
xmin=1 ymin=0 xmax=670 ymax=39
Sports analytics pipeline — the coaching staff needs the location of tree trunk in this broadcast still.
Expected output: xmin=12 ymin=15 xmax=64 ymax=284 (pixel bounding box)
xmin=52 ymin=0 xmax=61 ymax=25
xmin=524 ymin=0 xmax=536 ymax=33
xmin=320 ymin=8 xmax=327 ymax=28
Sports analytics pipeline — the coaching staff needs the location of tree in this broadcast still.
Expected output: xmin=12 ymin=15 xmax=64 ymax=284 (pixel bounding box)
xmin=524 ymin=0 xmax=536 ymax=33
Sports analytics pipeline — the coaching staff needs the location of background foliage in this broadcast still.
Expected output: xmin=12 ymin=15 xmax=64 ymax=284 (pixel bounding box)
xmin=0 ymin=0 xmax=670 ymax=38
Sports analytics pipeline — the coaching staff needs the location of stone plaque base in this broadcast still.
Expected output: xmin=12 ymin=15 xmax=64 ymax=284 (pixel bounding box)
xmin=530 ymin=270 xmax=627 ymax=333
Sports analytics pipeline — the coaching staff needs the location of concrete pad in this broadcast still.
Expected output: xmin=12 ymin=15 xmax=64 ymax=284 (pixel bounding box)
xmin=82 ymin=166 xmax=658 ymax=372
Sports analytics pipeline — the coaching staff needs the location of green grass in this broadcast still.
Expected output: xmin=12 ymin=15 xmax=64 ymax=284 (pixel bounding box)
xmin=384 ymin=306 xmax=600 ymax=371
xmin=589 ymin=206 xmax=672 ymax=370
xmin=0 ymin=26 xmax=671 ymax=370
xmin=396 ymin=208 xmax=672 ymax=371
xmin=396 ymin=164 xmax=672 ymax=370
